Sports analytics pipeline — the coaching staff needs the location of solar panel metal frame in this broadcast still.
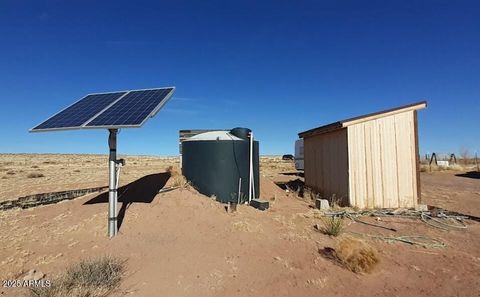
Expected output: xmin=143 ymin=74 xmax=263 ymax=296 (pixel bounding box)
xmin=29 ymin=87 xmax=175 ymax=132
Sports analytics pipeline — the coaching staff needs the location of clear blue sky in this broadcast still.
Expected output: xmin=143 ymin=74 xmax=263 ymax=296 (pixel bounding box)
xmin=0 ymin=1 xmax=478 ymax=156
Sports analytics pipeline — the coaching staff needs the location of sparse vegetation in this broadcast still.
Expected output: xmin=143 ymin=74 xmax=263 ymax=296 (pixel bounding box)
xmin=420 ymin=163 xmax=466 ymax=172
xmin=0 ymin=154 xmax=179 ymax=203
xmin=260 ymin=156 xmax=297 ymax=177
xmin=319 ymin=216 xmax=344 ymax=236
xmin=6 ymin=170 xmax=15 ymax=175
xmin=459 ymin=148 xmax=470 ymax=165
xmin=333 ymin=236 xmax=379 ymax=273
xmin=27 ymin=173 xmax=45 ymax=178
xmin=329 ymin=194 xmax=344 ymax=209
xmin=166 ymin=166 xmax=189 ymax=188
xmin=29 ymin=256 xmax=124 ymax=297
xmin=305 ymin=187 xmax=320 ymax=201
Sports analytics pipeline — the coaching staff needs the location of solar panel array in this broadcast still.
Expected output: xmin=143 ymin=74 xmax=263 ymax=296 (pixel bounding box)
xmin=86 ymin=89 xmax=173 ymax=127
xmin=31 ymin=87 xmax=175 ymax=132
xmin=32 ymin=92 xmax=127 ymax=130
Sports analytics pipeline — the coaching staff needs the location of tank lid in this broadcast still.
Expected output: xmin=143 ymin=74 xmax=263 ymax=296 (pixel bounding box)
xmin=230 ymin=127 xmax=251 ymax=140
xmin=184 ymin=131 xmax=243 ymax=141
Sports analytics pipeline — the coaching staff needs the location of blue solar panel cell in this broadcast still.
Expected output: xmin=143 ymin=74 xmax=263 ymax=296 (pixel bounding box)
xmin=32 ymin=92 xmax=126 ymax=130
xmin=85 ymin=88 xmax=174 ymax=127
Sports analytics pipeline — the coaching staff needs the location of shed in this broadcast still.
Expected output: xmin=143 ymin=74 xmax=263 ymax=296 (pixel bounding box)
xmin=298 ymin=101 xmax=427 ymax=209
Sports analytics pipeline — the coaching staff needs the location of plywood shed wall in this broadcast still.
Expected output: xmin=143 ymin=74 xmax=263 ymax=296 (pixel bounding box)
xmin=299 ymin=101 xmax=426 ymax=209
xmin=303 ymin=129 xmax=349 ymax=205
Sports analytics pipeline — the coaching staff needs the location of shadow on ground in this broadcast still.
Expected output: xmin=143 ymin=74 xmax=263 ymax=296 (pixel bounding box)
xmin=280 ymin=171 xmax=305 ymax=178
xmin=275 ymin=178 xmax=305 ymax=196
xmin=455 ymin=171 xmax=480 ymax=179
xmin=84 ymin=172 xmax=170 ymax=230
xmin=427 ymin=205 xmax=480 ymax=222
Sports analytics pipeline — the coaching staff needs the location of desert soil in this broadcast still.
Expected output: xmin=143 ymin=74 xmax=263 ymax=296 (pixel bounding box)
xmin=0 ymin=155 xmax=479 ymax=297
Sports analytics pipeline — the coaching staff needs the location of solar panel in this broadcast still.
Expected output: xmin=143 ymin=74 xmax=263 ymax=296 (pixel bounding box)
xmin=85 ymin=88 xmax=174 ymax=128
xmin=30 ymin=87 xmax=175 ymax=132
xmin=31 ymin=92 xmax=127 ymax=131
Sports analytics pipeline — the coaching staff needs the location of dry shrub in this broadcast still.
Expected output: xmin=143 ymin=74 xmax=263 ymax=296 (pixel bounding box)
xmin=29 ymin=256 xmax=124 ymax=297
xmin=6 ymin=170 xmax=15 ymax=175
xmin=166 ymin=166 xmax=189 ymax=188
xmin=420 ymin=163 xmax=466 ymax=172
xmin=334 ymin=237 xmax=379 ymax=273
xmin=329 ymin=194 xmax=345 ymax=209
xmin=304 ymin=187 xmax=319 ymax=201
xmin=459 ymin=147 xmax=470 ymax=165
xmin=27 ymin=172 xmax=45 ymax=178
xmin=319 ymin=216 xmax=344 ymax=237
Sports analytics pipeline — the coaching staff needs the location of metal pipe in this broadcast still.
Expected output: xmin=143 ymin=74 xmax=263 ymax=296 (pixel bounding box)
xmin=237 ymin=177 xmax=242 ymax=204
xmin=248 ymin=132 xmax=254 ymax=203
xmin=108 ymin=129 xmax=118 ymax=237
xmin=251 ymin=133 xmax=255 ymax=200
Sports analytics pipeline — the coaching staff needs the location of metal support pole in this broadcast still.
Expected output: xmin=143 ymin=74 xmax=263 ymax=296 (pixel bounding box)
xmin=108 ymin=129 xmax=118 ymax=237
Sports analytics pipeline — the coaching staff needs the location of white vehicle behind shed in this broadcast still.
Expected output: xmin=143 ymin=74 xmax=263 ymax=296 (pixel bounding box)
xmin=294 ymin=139 xmax=304 ymax=170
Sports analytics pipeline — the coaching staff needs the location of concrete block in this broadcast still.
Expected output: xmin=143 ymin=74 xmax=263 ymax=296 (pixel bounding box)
xmin=315 ymin=199 xmax=330 ymax=210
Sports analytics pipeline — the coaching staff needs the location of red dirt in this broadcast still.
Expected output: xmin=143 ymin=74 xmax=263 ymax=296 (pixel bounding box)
xmin=0 ymin=171 xmax=479 ymax=296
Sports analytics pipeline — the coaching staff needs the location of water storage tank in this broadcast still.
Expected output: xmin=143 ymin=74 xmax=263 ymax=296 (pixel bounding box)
xmin=181 ymin=128 xmax=260 ymax=204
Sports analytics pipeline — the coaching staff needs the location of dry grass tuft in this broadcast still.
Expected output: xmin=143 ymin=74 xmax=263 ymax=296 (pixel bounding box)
xmin=420 ymin=163 xmax=467 ymax=172
xmin=27 ymin=172 xmax=45 ymax=178
xmin=29 ymin=256 xmax=124 ymax=297
xmin=166 ymin=166 xmax=189 ymax=188
xmin=6 ymin=170 xmax=16 ymax=175
xmin=334 ymin=237 xmax=379 ymax=273
xmin=319 ymin=216 xmax=344 ymax=237
xmin=329 ymin=194 xmax=345 ymax=209
xmin=166 ymin=165 xmax=180 ymax=176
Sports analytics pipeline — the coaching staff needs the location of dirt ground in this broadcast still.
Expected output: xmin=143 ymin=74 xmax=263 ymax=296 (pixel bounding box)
xmin=0 ymin=155 xmax=479 ymax=297
xmin=0 ymin=154 xmax=178 ymax=202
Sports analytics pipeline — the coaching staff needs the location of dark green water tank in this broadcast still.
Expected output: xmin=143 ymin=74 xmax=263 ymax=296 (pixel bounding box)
xmin=181 ymin=128 xmax=260 ymax=203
